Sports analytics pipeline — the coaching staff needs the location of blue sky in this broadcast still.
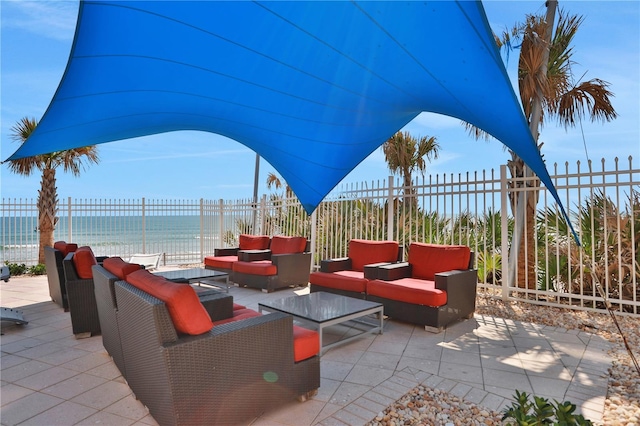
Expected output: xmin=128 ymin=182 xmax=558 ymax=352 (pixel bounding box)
xmin=1 ymin=1 xmax=638 ymax=202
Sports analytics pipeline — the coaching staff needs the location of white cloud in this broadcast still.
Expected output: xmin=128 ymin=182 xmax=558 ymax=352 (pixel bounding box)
xmin=3 ymin=1 xmax=78 ymax=41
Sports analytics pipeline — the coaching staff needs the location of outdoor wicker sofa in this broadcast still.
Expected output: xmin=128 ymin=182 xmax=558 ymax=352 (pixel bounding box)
xmin=114 ymin=268 xmax=320 ymax=425
xmin=367 ymin=243 xmax=477 ymax=332
xmin=203 ymin=234 xmax=271 ymax=282
xmin=232 ymin=235 xmax=311 ymax=293
xmin=44 ymin=241 xmax=78 ymax=311
xmin=312 ymin=242 xmax=477 ymax=332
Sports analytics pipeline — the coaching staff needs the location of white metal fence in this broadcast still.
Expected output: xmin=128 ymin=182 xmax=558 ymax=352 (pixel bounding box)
xmin=2 ymin=157 xmax=638 ymax=315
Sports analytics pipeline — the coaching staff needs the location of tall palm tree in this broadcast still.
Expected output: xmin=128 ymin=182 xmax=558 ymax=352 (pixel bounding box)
xmin=6 ymin=117 xmax=100 ymax=264
xmin=382 ymin=131 xmax=440 ymax=208
xmin=466 ymin=8 xmax=617 ymax=289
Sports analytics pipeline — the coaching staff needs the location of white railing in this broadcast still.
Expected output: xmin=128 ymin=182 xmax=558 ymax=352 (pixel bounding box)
xmin=2 ymin=157 xmax=638 ymax=315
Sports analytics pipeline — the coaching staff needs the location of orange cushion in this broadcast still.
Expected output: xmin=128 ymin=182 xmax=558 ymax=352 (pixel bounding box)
xmin=349 ymin=239 xmax=399 ymax=272
xmin=204 ymin=255 xmax=238 ymax=270
xmin=293 ymin=326 xmax=320 ymax=362
xmin=232 ymin=260 xmax=277 ymax=276
xmin=211 ymin=308 xmax=262 ymax=326
xmin=409 ymin=243 xmax=471 ymax=281
xmin=126 ymin=269 xmax=213 ymax=335
xmin=309 ymin=271 xmax=367 ymax=293
xmin=73 ymin=246 xmax=97 ymax=279
xmin=103 ymin=257 xmax=142 ymax=280
xmin=54 ymin=241 xmax=78 ymax=257
xmin=270 ymin=236 xmax=306 ymax=255
xmin=367 ymin=278 xmax=447 ymax=307
xmin=239 ymin=234 xmax=271 ymax=250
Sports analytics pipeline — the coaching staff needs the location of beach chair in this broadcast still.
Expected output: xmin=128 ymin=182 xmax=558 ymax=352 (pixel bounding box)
xmin=129 ymin=253 xmax=162 ymax=270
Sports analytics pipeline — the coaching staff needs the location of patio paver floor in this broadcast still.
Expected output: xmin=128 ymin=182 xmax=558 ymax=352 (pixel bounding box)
xmin=1 ymin=270 xmax=611 ymax=425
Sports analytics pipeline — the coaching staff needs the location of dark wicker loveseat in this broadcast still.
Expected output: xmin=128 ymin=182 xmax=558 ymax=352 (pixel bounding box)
xmin=312 ymin=242 xmax=477 ymax=332
xmin=367 ymin=243 xmax=477 ymax=332
xmin=203 ymin=234 xmax=271 ymax=281
xmin=232 ymin=235 xmax=312 ymax=293
xmin=113 ymin=268 xmax=320 ymax=425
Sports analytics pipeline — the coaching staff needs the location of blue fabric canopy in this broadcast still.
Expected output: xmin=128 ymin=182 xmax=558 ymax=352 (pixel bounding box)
xmin=7 ymin=0 xmax=567 ymax=223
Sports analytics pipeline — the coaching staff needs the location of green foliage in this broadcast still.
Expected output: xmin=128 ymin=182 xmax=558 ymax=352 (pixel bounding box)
xmin=4 ymin=262 xmax=27 ymax=276
xmin=502 ymin=390 xmax=593 ymax=426
xmin=2 ymin=262 xmax=47 ymax=276
xmin=28 ymin=263 xmax=46 ymax=275
xmin=538 ymin=188 xmax=639 ymax=310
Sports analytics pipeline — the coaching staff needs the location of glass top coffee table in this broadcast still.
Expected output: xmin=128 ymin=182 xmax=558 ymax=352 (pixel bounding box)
xmin=155 ymin=268 xmax=230 ymax=292
xmin=258 ymin=292 xmax=383 ymax=355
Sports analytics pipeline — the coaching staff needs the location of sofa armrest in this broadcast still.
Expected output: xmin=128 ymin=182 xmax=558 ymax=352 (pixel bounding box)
xmin=199 ymin=293 xmax=233 ymax=321
xmin=272 ymin=252 xmax=312 ymax=284
xmin=238 ymin=249 xmax=272 ymax=261
xmin=376 ymin=262 xmax=411 ymax=281
xmin=435 ymin=269 xmax=478 ymax=313
xmin=320 ymin=257 xmax=351 ymax=273
xmin=214 ymin=247 xmax=238 ymax=256
xmin=363 ymin=262 xmax=394 ymax=280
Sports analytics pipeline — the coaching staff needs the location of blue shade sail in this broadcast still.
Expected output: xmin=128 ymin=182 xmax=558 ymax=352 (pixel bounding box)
xmin=7 ymin=0 xmax=567 ymax=225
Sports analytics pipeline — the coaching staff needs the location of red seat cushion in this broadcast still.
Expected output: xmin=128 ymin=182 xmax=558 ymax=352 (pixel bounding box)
xmin=293 ymin=326 xmax=320 ymax=362
xmin=239 ymin=234 xmax=271 ymax=250
xmin=233 ymin=303 xmax=246 ymax=310
xmin=309 ymin=270 xmax=367 ymax=293
xmin=232 ymin=260 xmax=277 ymax=276
xmin=73 ymin=246 xmax=98 ymax=279
xmin=103 ymin=256 xmax=142 ymax=280
xmin=409 ymin=243 xmax=471 ymax=280
xmin=367 ymin=278 xmax=447 ymax=307
xmin=349 ymin=240 xmax=399 ymax=272
xmin=270 ymin=236 xmax=306 ymax=255
xmin=203 ymin=255 xmax=238 ymax=270
xmin=54 ymin=241 xmax=78 ymax=257
xmin=126 ymin=269 xmax=213 ymax=335
xmin=211 ymin=308 xmax=262 ymax=326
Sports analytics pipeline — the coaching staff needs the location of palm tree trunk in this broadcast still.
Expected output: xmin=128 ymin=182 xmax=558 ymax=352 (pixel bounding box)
xmin=516 ymin=190 xmax=539 ymax=289
xmin=37 ymin=168 xmax=59 ymax=264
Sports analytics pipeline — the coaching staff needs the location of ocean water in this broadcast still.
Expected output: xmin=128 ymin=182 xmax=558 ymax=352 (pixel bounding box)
xmin=1 ymin=215 xmax=227 ymax=265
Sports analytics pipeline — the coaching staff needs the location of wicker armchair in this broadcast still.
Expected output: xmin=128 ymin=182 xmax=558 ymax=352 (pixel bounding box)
xmin=114 ymin=280 xmax=320 ymax=425
xmin=45 ymin=246 xmax=69 ymax=311
xmin=63 ymin=251 xmax=101 ymax=337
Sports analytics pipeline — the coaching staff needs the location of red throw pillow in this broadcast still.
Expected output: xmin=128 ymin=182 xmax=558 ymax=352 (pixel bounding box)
xmin=349 ymin=239 xmax=399 ymax=272
xmin=238 ymin=234 xmax=271 ymax=250
xmin=408 ymin=243 xmax=471 ymax=281
xmin=102 ymin=257 xmax=141 ymax=280
xmin=54 ymin=241 xmax=78 ymax=257
xmin=126 ymin=269 xmax=213 ymax=335
xmin=270 ymin=236 xmax=306 ymax=255
xmin=73 ymin=246 xmax=97 ymax=279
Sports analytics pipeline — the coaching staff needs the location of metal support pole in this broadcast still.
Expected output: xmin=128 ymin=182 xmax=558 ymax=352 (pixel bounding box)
xmin=252 ymin=153 xmax=260 ymax=233
xmin=387 ymin=175 xmax=394 ymax=241
xmin=508 ymin=0 xmax=557 ymax=288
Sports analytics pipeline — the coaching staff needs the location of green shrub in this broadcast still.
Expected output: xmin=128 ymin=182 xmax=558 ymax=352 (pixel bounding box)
xmin=28 ymin=263 xmax=46 ymax=275
xmin=502 ymin=390 xmax=593 ymax=425
xmin=4 ymin=262 xmax=27 ymax=276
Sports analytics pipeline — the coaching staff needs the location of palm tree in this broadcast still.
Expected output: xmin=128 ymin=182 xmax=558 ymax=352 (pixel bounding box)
xmin=6 ymin=117 xmax=100 ymax=264
xmin=466 ymin=8 xmax=617 ymax=289
xmin=382 ymin=131 xmax=440 ymax=208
